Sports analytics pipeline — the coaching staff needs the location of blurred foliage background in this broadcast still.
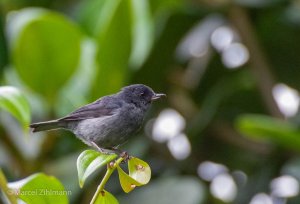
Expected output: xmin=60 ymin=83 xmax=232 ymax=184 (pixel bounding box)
xmin=1 ymin=0 xmax=300 ymax=203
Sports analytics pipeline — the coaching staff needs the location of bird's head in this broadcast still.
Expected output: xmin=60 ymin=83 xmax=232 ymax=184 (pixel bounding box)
xmin=120 ymin=84 xmax=165 ymax=107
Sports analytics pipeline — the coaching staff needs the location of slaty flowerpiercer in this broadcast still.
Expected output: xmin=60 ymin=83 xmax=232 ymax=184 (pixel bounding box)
xmin=30 ymin=84 xmax=165 ymax=154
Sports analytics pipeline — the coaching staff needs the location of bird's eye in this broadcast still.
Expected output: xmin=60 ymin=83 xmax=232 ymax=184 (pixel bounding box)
xmin=140 ymin=92 xmax=145 ymax=96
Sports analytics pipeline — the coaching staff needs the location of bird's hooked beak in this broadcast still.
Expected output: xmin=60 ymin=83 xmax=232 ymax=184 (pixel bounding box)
xmin=151 ymin=93 xmax=166 ymax=101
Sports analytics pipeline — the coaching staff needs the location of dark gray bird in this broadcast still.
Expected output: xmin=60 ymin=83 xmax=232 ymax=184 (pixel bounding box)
xmin=30 ymin=84 xmax=165 ymax=154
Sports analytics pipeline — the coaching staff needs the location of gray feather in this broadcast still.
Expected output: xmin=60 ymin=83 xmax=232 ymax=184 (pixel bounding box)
xmin=59 ymin=96 xmax=121 ymax=121
xmin=30 ymin=120 xmax=66 ymax=132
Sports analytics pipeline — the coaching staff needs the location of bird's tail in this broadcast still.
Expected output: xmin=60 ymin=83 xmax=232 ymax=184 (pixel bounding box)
xmin=30 ymin=120 xmax=66 ymax=132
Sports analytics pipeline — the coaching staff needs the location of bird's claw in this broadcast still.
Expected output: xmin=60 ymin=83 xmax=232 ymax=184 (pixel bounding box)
xmin=120 ymin=151 xmax=131 ymax=163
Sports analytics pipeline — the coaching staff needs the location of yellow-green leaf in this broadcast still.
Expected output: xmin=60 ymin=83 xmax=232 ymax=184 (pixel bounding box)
xmin=117 ymin=166 xmax=140 ymax=193
xmin=117 ymin=157 xmax=151 ymax=193
xmin=92 ymin=190 xmax=119 ymax=204
xmin=128 ymin=157 xmax=151 ymax=185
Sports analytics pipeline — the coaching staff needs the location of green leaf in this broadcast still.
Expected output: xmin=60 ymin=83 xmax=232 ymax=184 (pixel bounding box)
xmin=0 ymin=86 xmax=30 ymax=130
xmin=55 ymin=39 xmax=98 ymax=115
xmin=77 ymin=150 xmax=117 ymax=188
xmin=117 ymin=157 xmax=151 ymax=193
xmin=78 ymin=0 xmax=155 ymax=97
xmin=92 ymin=0 xmax=132 ymax=97
xmin=129 ymin=0 xmax=154 ymax=68
xmin=7 ymin=8 xmax=81 ymax=101
xmin=8 ymin=173 xmax=68 ymax=204
xmin=76 ymin=0 xmax=108 ymax=36
xmin=150 ymin=0 xmax=184 ymax=16
xmin=236 ymin=114 xmax=300 ymax=151
xmin=92 ymin=190 xmax=119 ymax=204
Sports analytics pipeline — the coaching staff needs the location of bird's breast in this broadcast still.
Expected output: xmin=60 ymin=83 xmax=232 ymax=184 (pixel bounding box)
xmin=118 ymin=105 xmax=145 ymax=131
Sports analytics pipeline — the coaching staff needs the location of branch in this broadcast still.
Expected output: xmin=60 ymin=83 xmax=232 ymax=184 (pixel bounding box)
xmin=229 ymin=5 xmax=284 ymax=119
xmin=90 ymin=157 xmax=124 ymax=204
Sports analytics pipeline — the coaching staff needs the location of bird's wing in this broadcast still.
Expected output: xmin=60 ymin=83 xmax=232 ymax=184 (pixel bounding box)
xmin=59 ymin=96 xmax=121 ymax=121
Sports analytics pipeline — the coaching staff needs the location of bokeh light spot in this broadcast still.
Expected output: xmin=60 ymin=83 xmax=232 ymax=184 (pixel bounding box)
xmin=197 ymin=161 xmax=228 ymax=181
xmin=271 ymin=175 xmax=299 ymax=197
xmin=250 ymin=193 xmax=273 ymax=204
xmin=167 ymin=133 xmax=191 ymax=160
xmin=272 ymin=83 xmax=300 ymax=117
xmin=211 ymin=26 xmax=234 ymax=51
xmin=210 ymin=173 xmax=237 ymax=202
xmin=222 ymin=43 xmax=249 ymax=68
xmin=152 ymin=109 xmax=186 ymax=143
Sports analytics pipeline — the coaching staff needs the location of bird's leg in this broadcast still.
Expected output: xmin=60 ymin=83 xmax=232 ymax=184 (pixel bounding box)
xmin=91 ymin=142 xmax=111 ymax=154
xmin=120 ymin=151 xmax=130 ymax=163
xmin=91 ymin=142 xmax=131 ymax=162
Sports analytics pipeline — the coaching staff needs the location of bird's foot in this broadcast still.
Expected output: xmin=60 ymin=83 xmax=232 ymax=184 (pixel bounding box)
xmin=110 ymin=147 xmax=131 ymax=163
xmin=120 ymin=151 xmax=131 ymax=163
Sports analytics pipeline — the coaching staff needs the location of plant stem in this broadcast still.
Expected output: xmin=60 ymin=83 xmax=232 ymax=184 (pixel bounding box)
xmin=90 ymin=157 xmax=124 ymax=204
xmin=0 ymin=169 xmax=17 ymax=204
